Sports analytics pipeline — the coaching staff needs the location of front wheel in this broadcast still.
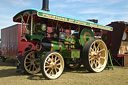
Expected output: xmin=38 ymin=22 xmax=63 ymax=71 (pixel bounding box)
xmin=41 ymin=51 xmax=64 ymax=80
xmin=83 ymin=39 xmax=108 ymax=72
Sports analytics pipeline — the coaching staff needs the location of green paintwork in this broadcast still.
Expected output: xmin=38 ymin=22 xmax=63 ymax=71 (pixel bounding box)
xmin=53 ymin=44 xmax=60 ymax=51
xmin=107 ymin=50 xmax=114 ymax=70
xmin=31 ymin=34 xmax=44 ymax=41
xmin=61 ymin=50 xmax=80 ymax=58
xmin=61 ymin=51 xmax=71 ymax=58
xmin=80 ymin=29 xmax=94 ymax=46
xmin=71 ymin=50 xmax=80 ymax=58
xmin=60 ymin=44 xmax=66 ymax=52
xmin=52 ymin=43 xmax=66 ymax=52
xmin=51 ymin=41 xmax=66 ymax=52
xmin=52 ymin=41 xmax=58 ymax=44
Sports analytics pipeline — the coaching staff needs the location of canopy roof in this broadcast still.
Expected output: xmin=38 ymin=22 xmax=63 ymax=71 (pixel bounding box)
xmin=13 ymin=8 xmax=113 ymax=31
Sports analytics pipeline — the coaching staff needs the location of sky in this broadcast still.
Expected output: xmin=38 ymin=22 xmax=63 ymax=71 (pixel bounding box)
xmin=0 ymin=0 xmax=128 ymax=38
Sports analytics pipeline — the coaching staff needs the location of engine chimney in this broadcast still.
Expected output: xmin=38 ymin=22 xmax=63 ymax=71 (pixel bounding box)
xmin=42 ymin=0 xmax=49 ymax=11
xmin=87 ymin=19 xmax=98 ymax=23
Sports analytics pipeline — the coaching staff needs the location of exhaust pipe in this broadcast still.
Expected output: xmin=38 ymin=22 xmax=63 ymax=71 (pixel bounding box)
xmin=42 ymin=0 xmax=49 ymax=11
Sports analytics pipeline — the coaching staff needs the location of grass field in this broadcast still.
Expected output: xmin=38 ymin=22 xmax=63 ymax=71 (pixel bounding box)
xmin=0 ymin=59 xmax=128 ymax=85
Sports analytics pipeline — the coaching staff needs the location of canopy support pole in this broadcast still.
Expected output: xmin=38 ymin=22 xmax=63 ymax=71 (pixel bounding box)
xmin=31 ymin=15 xmax=33 ymax=36
xmin=21 ymin=16 xmax=24 ymax=37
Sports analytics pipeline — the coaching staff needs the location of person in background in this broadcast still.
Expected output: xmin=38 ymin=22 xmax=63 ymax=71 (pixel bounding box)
xmin=24 ymin=44 xmax=32 ymax=54
xmin=16 ymin=51 xmax=23 ymax=72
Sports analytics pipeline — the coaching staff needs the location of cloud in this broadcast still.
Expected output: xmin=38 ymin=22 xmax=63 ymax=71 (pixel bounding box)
xmin=0 ymin=20 xmax=15 ymax=29
xmin=0 ymin=14 xmax=15 ymax=29
xmin=66 ymin=0 xmax=123 ymax=3
xmin=119 ymin=15 xmax=128 ymax=21
xmin=99 ymin=17 xmax=116 ymax=25
xmin=78 ymin=7 xmax=128 ymax=25
xmin=78 ymin=8 xmax=128 ymax=15
xmin=126 ymin=5 xmax=128 ymax=8
xmin=66 ymin=0 xmax=125 ymax=6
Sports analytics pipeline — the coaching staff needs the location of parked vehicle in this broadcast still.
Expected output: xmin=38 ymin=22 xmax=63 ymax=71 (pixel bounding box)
xmin=0 ymin=39 xmax=5 ymax=62
xmin=1 ymin=24 xmax=35 ymax=62
xmin=13 ymin=0 xmax=113 ymax=79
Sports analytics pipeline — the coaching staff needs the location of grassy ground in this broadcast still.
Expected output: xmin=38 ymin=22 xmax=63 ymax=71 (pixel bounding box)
xmin=0 ymin=59 xmax=128 ymax=85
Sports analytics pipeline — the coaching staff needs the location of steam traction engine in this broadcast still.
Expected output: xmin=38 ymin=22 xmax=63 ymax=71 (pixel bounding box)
xmin=13 ymin=1 xmax=113 ymax=79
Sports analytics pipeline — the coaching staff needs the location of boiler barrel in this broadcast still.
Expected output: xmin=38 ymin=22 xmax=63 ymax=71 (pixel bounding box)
xmin=38 ymin=42 xmax=66 ymax=52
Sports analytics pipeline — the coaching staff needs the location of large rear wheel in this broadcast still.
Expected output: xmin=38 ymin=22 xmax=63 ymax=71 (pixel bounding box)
xmin=83 ymin=39 xmax=108 ymax=72
xmin=22 ymin=51 xmax=40 ymax=74
xmin=41 ymin=51 xmax=64 ymax=80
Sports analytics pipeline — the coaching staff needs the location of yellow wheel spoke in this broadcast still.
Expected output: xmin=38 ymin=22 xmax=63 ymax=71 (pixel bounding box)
xmin=51 ymin=55 xmax=54 ymax=62
xmin=35 ymin=62 xmax=40 ymax=65
xmin=89 ymin=55 xmax=95 ymax=61
xmin=46 ymin=61 xmax=50 ymax=64
xmin=49 ymin=69 xmax=53 ymax=75
xmin=93 ymin=60 xmax=96 ymax=64
xmin=95 ymin=63 xmax=97 ymax=68
xmin=26 ymin=64 xmax=31 ymax=68
xmin=93 ymin=42 xmax=96 ymax=52
xmin=34 ymin=65 xmax=37 ymax=70
xmin=32 ymin=65 xmax=35 ymax=71
xmin=98 ymin=49 xmax=105 ymax=53
xmin=26 ymin=58 xmax=31 ymax=60
xmin=96 ymin=43 xmax=101 ymax=50
xmin=89 ymin=52 xmax=94 ymax=57
xmin=26 ymin=62 xmax=30 ymax=64
xmin=100 ymin=56 xmax=105 ymax=60
xmin=47 ymin=57 xmax=52 ymax=62
xmin=89 ymin=57 xmax=94 ymax=61
xmin=91 ymin=60 xmax=95 ymax=67
xmin=29 ymin=65 xmax=32 ymax=71
xmin=52 ymin=69 xmax=54 ymax=75
xmin=46 ymin=68 xmax=50 ymax=72
xmin=90 ymin=47 xmax=94 ymax=52
xmin=56 ymin=59 xmax=60 ymax=63
xmin=55 ymin=68 xmax=57 ymax=74
xmin=45 ymin=65 xmax=51 ymax=68
xmin=56 ymin=63 xmax=61 ymax=66
xmin=56 ymin=67 xmax=60 ymax=70
xmin=55 ymin=54 xmax=58 ymax=58
xmin=54 ymin=56 xmax=57 ymax=62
